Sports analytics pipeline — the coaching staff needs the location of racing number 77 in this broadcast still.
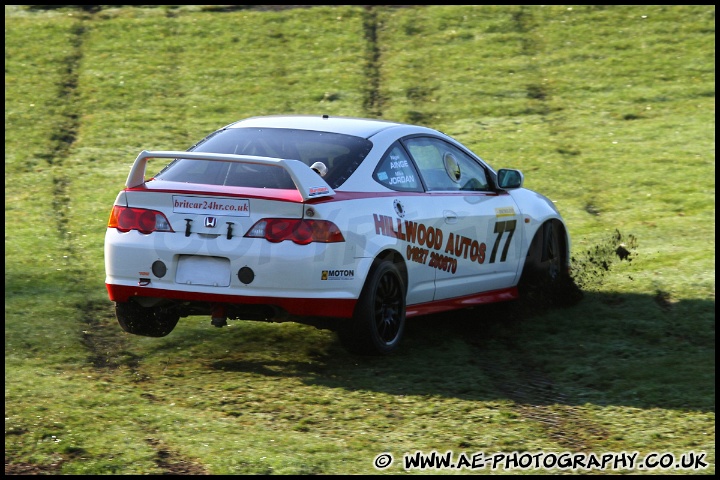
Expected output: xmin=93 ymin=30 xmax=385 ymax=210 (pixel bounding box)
xmin=489 ymin=220 xmax=516 ymax=263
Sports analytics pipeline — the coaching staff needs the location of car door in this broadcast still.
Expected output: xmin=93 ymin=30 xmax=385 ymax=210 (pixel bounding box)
xmin=371 ymin=142 xmax=437 ymax=306
xmin=402 ymin=136 xmax=524 ymax=301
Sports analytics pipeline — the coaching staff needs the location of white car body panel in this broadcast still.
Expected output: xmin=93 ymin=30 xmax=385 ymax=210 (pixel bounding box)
xmin=105 ymin=187 xmax=535 ymax=306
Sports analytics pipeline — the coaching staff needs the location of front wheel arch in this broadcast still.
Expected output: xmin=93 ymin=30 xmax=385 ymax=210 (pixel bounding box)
xmin=518 ymin=219 xmax=581 ymax=306
xmin=522 ymin=219 xmax=568 ymax=281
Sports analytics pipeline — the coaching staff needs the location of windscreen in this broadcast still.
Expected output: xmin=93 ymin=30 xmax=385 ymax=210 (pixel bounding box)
xmin=154 ymin=128 xmax=373 ymax=189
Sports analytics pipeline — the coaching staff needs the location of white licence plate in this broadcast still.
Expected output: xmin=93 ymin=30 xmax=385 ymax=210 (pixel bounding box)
xmin=175 ymin=255 xmax=231 ymax=287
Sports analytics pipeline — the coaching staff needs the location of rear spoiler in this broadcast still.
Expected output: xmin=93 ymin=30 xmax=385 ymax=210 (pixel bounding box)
xmin=126 ymin=150 xmax=335 ymax=201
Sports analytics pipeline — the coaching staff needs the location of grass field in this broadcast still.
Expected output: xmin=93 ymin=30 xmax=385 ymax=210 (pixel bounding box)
xmin=5 ymin=5 xmax=714 ymax=475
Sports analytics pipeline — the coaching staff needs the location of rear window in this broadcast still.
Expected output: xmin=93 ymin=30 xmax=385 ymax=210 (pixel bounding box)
xmin=154 ymin=128 xmax=373 ymax=189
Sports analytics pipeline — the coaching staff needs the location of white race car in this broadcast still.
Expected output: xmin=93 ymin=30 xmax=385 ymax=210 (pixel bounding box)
xmin=104 ymin=115 xmax=571 ymax=354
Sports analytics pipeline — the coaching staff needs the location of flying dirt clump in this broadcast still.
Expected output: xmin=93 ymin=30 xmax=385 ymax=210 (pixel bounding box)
xmin=570 ymin=229 xmax=638 ymax=292
xmin=508 ymin=229 xmax=638 ymax=320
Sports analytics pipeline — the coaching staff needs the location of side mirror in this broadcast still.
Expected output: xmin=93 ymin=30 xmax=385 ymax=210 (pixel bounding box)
xmin=497 ymin=168 xmax=524 ymax=189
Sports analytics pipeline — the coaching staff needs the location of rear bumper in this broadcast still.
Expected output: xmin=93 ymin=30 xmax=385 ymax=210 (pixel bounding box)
xmin=106 ymin=283 xmax=357 ymax=318
xmin=104 ymin=228 xmax=369 ymax=301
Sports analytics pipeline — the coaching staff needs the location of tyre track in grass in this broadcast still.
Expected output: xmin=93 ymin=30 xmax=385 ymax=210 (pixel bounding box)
xmin=39 ymin=21 xmax=85 ymax=256
xmin=477 ymin=8 xmax=611 ymax=453
xmin=461 ymin=231 xmax=637 ymax=455
xmin=441 ymin=297 xmax=613 ymax=455
xmin=34 ymin=13 xmax=135 ymax=373
xmin=5 ymin=11 xmax=91 ymax=476
xmin=465 ymin=325 xmax=612 ymax=453
xmin=77 ymin=302 xmax=212 ymax=475
xmin=19 ymin=8 xmax=211 ymax=475
xmin=513 ymin=6 xmax=610 ymax=221
xmin=34 ymin=12 xmax=136 ymax=374
xmin=360 ymin=5 xmax=419 ymax=118
xmin=511 ymin=6 xmax=582 ymax=160
xmin=470 ymin=6 xmax=609 ymax=454
xmin=359 ymin=4 xmax=610 ymax=454
xmin=361 ymin=6 xmax=383 ymax=117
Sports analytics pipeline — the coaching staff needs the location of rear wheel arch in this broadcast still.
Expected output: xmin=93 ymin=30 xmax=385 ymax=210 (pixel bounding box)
xmin=373 ymin=249 xmax=408 ymax=294
xmin=115 ymin=300 xmax=180 ymax=337
xmin=339 ymin=250 xmax=407 ymax=355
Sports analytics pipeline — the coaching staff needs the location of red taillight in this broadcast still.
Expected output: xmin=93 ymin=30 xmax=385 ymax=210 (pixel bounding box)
xmin=117 ymin=208 xmax=137 ymax=231
xmin=266 ymin=219 xmax=296 ymax=243
xmin=245 ymin=218 xmax=344 ymax=245
xmin=107 ymin=206 xmax=173 ymax=234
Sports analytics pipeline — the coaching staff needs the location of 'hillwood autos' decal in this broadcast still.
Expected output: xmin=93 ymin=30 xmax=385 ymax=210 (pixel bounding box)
xmin=373 ymin=213 xmax=516 ymax=274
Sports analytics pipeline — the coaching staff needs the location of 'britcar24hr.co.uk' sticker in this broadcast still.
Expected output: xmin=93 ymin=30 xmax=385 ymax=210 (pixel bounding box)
xmin=172 ymin=195 xmax=250 ymax=216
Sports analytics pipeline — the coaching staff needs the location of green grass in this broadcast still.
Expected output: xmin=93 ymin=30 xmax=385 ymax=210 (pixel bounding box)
xmin=5 ymin=5 xmax=714 ymax=475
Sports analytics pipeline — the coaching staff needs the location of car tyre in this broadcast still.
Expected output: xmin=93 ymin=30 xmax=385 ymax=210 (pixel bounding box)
xmin=339 ymin=260 xmax=406 ymax=355
xmin=115 ymin=301 xmax=180 ymax=337
xmin=518 ymin=220 xmax=582 ymax=307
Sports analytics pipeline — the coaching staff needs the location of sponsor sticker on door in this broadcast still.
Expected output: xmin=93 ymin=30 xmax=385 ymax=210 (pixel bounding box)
xmin=321 ymin=269 xmax=355 ymax=280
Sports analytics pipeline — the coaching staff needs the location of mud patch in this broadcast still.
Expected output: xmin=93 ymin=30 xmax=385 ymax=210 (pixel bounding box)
xmin=461 ymin=230 xmax=637 ymax=451
xmin=5 ymin=457 xmax=63 ymax=475
xmin=80 ymin=300 xmax=142 ymax=371
xmin=478 ymin=363 xmax=611 ymax=451
xmin=5 ymin=448 xmax=87 ymax=475
xmin=146 ymin=438 xmax=209 ymax=475
xmin=653 ymin=289 xmax=674 ymax=311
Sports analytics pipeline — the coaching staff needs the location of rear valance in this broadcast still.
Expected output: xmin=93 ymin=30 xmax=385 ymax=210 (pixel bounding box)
xmin=126 ymin=150 xmax=335 ymax=201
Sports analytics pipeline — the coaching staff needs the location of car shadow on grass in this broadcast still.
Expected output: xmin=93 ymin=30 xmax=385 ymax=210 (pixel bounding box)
xmin=199 ymin=288 xmax=714 ymax=415
xmin=204 ymin=230 xmax=714 ymax=414
xmin=84 ymin=229 xmax=714 ymax=416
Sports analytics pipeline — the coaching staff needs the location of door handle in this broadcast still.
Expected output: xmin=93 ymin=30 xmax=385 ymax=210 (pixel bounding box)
xmin=443 ymin=210 xmax=458 ymax=224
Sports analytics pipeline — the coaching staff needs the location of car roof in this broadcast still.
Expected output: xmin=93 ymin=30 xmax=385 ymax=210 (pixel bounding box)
xmin=224 ymin=114 xmax=413 ymax=139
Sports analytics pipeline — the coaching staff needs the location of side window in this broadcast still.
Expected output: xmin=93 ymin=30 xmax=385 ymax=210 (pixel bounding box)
xmin=404 ymin=137 xmax=490 ymax=192
xmin=373 ymin=143 xmax=423 ymax=192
